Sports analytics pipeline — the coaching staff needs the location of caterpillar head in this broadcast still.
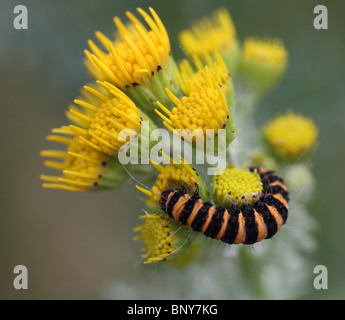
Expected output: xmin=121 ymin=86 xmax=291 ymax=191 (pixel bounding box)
xmin=159 ymin=189 xmax=174 ymax=211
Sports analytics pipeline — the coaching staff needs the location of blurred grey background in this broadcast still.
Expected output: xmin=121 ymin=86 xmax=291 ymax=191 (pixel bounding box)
xmin=0 ymin=0 xmax=344 ymax=299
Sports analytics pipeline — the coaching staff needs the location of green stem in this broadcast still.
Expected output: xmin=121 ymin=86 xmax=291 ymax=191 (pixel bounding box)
xmin=228 ymin=82 xmax=261 ymax=165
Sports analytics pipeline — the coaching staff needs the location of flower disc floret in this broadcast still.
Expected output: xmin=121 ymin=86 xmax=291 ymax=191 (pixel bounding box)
xmin=214 ymin=163 xmax=263 ymax=206
xmin=134 ymin=213 xmax=184 ymax=264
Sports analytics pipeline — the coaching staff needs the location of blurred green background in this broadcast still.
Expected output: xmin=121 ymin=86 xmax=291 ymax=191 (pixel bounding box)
xmin=0 ymin=0 xmax=344 ymax=299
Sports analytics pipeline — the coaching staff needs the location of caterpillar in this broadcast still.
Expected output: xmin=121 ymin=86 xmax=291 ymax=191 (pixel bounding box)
xmin=159 ymin=166 xmax=289 ymax=245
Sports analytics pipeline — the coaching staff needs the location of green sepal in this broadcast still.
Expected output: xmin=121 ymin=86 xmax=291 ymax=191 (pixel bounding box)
xmin=261 ymin=129 xmax=317 ymax=165
xmin=125 ymin=57 xmax=183 ymax=125
xmin=238 ymin=55 xmax=287 ymax=93
xmin=167 ymin=236 xmax=204 ymax=268
xmin=96 ymin=156 xmax=129 ymax=190
xmin=203 ymin=112 xmax=236 ymax=155
xmin=222 ymin=42 xmax=241 ymax=76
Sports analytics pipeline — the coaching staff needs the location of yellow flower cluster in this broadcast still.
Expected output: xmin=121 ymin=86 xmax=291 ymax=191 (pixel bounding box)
xmin=41 ymin=81 xmax=141 ymax=190
xmin=41 ymin=9 xmax=170 ymax=191
xmin=40 ymin=6 xmax=318 ymax=266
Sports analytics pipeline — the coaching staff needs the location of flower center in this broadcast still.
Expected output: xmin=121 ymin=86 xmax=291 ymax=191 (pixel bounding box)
xmin=134 ymin=214 xmax=178 ymax=264
xmin=88 ymin=96 xmax=141 ymax=154
xmin=152 ymin=164 xmax=199 ymax=202
xmin=169 ymin=86 xmax=228 ymax=135
xmin=214 ymin=164 xmax=262 ymax=206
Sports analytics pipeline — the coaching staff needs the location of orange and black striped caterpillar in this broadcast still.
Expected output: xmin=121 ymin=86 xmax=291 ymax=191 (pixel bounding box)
xmin=160 ymin=166 xmax=289 ymax=245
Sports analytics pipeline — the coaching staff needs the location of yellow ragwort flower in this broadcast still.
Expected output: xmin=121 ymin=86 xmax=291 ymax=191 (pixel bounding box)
xmin=243 ymin=38 xmax=287 ymax=69
xmin=134 ymin=213 xmax=190 ymax=264
xmin=136 ymin=156 xmax=202 ymax=204
xmin=67 ymin=81 xmax=142 ymax=155
xmin=240 ymin=37 xmax=288 ymax=88
xmin=263 ymin=110 xmax=318 ymax=159
xmin=40 ymin=126 xmax=122 ymax=191
xmin=176 ymin=53 xmax=235 ymax=106
xmin=84 ymin=7 xmax=170 ymax=90
xmin=155 ymin=71 xmax=233 ymax=144
xmin=213 ymin=163 xmax=263 ymax=207
xmin=179 ymin=8 xmax=237 ymax=58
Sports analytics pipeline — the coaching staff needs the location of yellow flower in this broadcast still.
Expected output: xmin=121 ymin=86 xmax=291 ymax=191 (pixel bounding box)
xmin=40 ymin=126 xmax=125 ymax=191
xmin=136 ymin=156 xmax=204 ymax=204
xmin=240 ymin=37 xmax=288 ymax=88
xmin=179 ymin=8 xmax=237 ymax=59
xmin=67 ymin=81 xmax=142 ymax=155
xmin=176 ymin=53 xmax=235 ymax=107
xmin=155 ymin=70 xmax=235 ymax=146
xmin=263 ymin=110 xmax=318 ymax=159
xmin=133 ymin=213 xmax=191 ymax=264
xmin=84 ymin=7 xmax=170 ymax=90
xmin=135 ymin=155 xmax=207 ymax=265
xmin=213 ymin=163 xmax=263 ymax=207
xmin=243 ymin=37 xmax=287 ymax=68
